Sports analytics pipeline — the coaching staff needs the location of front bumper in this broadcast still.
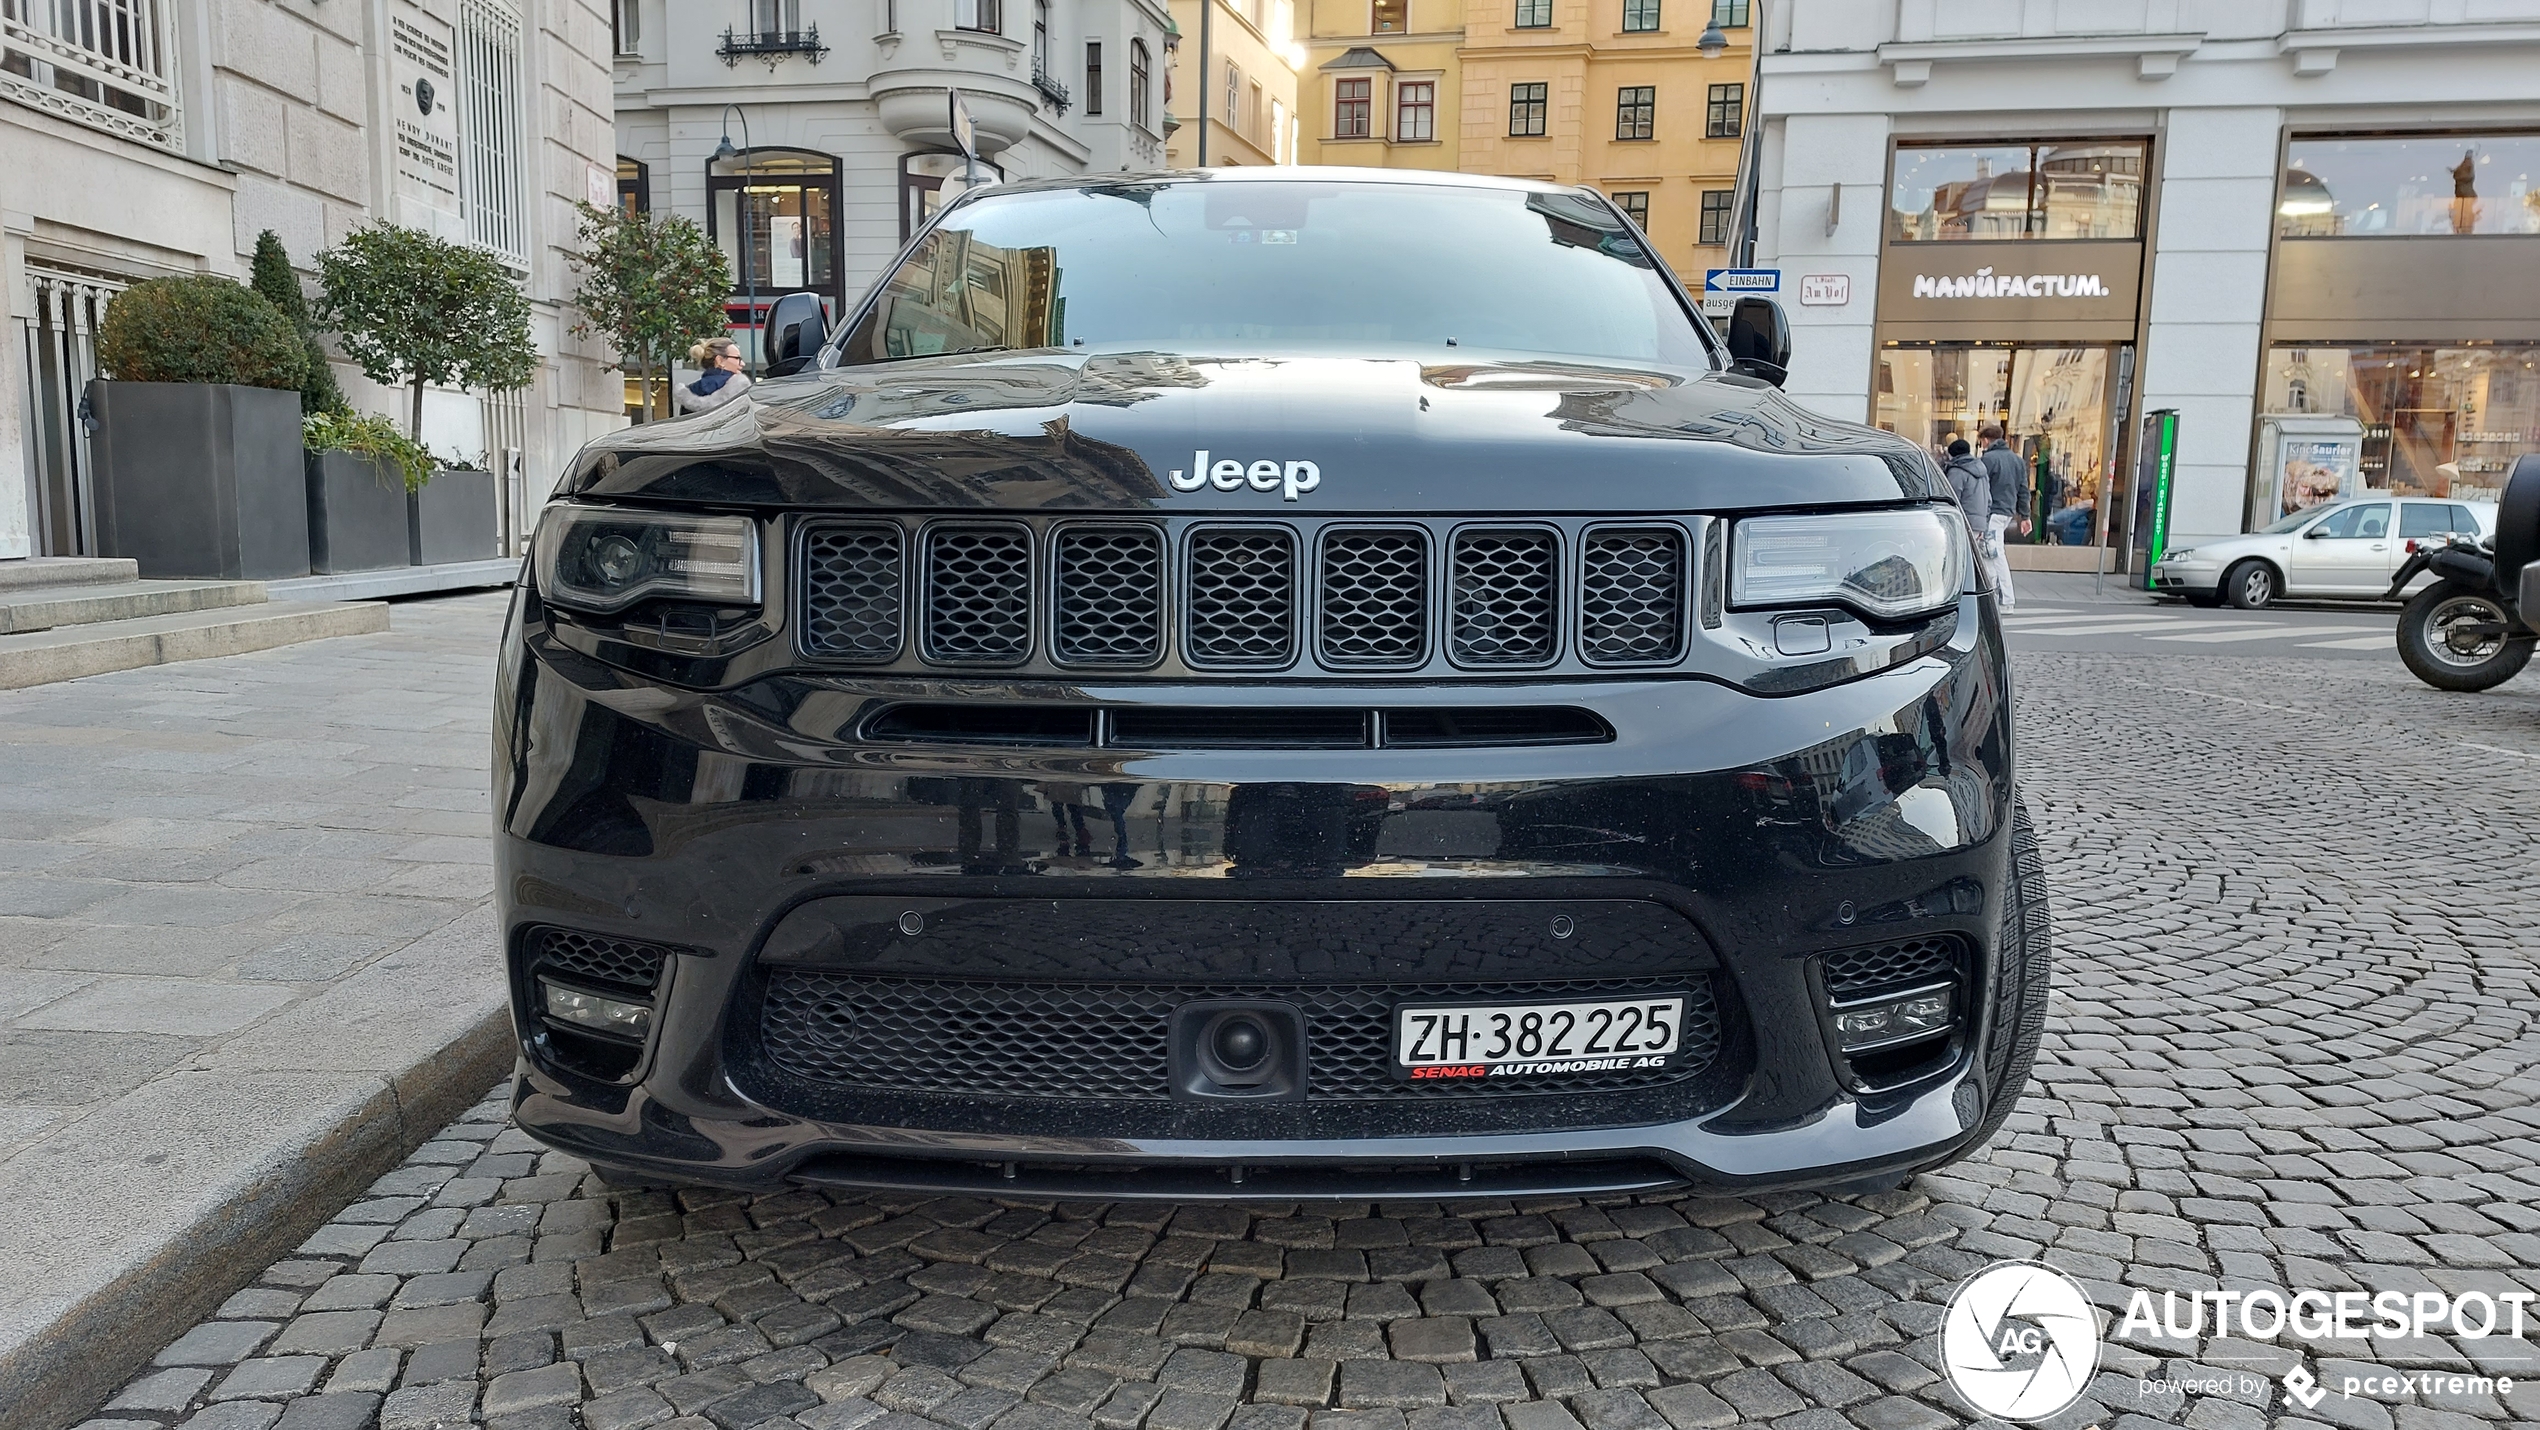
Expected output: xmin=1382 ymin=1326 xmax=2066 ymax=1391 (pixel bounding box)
xmin=495 ymin=588 xmax=2019 ymax=1198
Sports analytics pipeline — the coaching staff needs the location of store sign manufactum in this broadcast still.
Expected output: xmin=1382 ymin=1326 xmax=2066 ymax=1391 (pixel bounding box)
xmin=1910 ymin=269 xmax=2113 ymax=299
xmin=1876 ymin=238 xmax=2142 ymax=340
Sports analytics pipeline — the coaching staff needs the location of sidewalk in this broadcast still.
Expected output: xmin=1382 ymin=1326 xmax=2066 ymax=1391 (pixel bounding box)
xmin=0 ymin=592 xmax=514 ymax=1430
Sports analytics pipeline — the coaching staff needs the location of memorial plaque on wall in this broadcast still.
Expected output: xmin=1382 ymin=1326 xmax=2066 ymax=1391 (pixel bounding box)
xmin=391 ymin=1 xmax=461 ymax=229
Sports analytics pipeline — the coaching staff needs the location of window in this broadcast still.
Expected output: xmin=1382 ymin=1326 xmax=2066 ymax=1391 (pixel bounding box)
xmin=457 ymin=0 xmax=526 ymax=265
xmin=1710 ymin=0 xmax=1748 ymax=23
xmin=1699 ymin=189 xmax=1733 ymax=244
xmin=1615 ymin=86 xmax=1653 ymax=141
xmin=616 ymin=156 xmax=650 ymax=216
xmin=1373 ymin=0 xmax=1406 ymax=31
xmin=1613 ymin=191 xmax=1649 ymax=230
xmin=0 ymin=0 xmax=182 ymax=147
xmin=1249 ymin=81 xmax=1263 ymax=140
xmin=1086 ymin=41 xmax=1102 ymax=115
xmin=1271 ymin=98 xmax=1286 ymax=160
xmin=2281 ymin=133 xmax=2540 ymax=237
xmin=2262 ymin=344 xmax=2540 ymax=501
xmin=748 ymin=0 xmax=798 ymax=34
xmin=1622 ymin=0 xmax=1659 ymax=31
xmin=709 ymin=149 xmax=843 ymax=353
xmin=1509 ymin=82 xmax=1547 ymax=137
xmin=1034 ymin=0 xmax=1049 ymax=75
xmin=1130 ymin=39 xmax=1150 ymax=128
xmin=1226 ymin=62 xmax=1240 ymax=130
xmin=1514 ymin=0 xmax=1552 ymax=26
xmin=1705 ymin=83 xmax=1741 ymax=138
xmin=2400 ymin=503 xmax=2475 ymax=539
xmin=1395 ymin=80 xmax=1433 ymax=142
xmin=611 ymin=0 xmax=640 ymax=54
xmin=957 ymin=0 xmax=1001 ymax=33
xmin=1888 ymin=139 xmax=2149 ymax=241
xmin=1336 ymin=77 xmax=1373 ymax=137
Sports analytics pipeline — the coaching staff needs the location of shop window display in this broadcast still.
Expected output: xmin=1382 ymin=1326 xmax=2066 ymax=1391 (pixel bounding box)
xmin=1888 ymin=140 xmax=2147 ymax=242
xmin=1876 ymin=342 xmax=2118 ymax=545
xmin=2264 ymin=345 xmax=2540 ymax=502
xmin=2280 ymin=133 xmax=2540 ymax=237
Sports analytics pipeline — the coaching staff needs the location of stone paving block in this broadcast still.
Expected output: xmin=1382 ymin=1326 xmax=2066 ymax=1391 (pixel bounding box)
xmin=178 ymin=1406 xmax=284 ymax=1430
xmin=380 ymin=1380 xmax=476 ymax=1430
xmin=157 ymin=1321 xmax=281 ymax=1366
xmin=1334 ymin=1361 xmax=1444 ymax=1410
xmin=208 ymin=1355 xmax=329 ymax=1401
xmin=272 ymin=1393 xmax=382 ymax=1430
xmin=108 ymin=1367 xmax=215 ymax=1411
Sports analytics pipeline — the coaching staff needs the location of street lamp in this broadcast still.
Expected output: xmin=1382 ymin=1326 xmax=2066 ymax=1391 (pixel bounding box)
xmin=1697 ymin=18 xmax=1728 ymax=56
xmin=711 ymin=104 xmax=756 ymax=377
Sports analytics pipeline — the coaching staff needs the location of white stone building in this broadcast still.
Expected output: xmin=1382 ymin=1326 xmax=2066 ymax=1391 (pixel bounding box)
xmin=609 ymin=0 xmax=1179 ymax=391
xmin=1 ymin=0 xmax=626 ymax=562
xmin=1742 ymin=0 xmax=2540 ymax=569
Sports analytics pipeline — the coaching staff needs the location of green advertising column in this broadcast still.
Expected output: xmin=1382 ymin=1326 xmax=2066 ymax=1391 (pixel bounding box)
xmin=2129 ymin=408 xmax=2179 ymax=589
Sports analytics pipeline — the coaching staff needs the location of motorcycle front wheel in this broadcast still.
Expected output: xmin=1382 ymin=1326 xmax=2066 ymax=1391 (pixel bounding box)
xmin=2397 ymin=583 xmax=2535 ymax=691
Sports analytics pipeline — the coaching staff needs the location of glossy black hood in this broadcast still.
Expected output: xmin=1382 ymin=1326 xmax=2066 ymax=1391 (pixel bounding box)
xmin=562 ymin=349 xmax=1941 ymax=514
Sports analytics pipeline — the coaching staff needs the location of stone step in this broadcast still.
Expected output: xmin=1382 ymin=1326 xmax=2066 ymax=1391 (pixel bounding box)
xmin=0 ymin=601 xmax=392 ymax=690
xmin=0 ymin=579 xmax=270 ymax=635
xmin=0 ymin=556 xmax=140 ymax=592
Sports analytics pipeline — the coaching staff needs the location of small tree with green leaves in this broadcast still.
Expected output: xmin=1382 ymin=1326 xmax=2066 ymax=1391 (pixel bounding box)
xmin=315 ymin=222 xmax=537 ymax=446
xmin=97 ymin=276 xmax=307 ymax=390
xmin=565 ymin=201 xmax=731 ymax=421
xmin=250 ymin=230 xmax=347 ymax=416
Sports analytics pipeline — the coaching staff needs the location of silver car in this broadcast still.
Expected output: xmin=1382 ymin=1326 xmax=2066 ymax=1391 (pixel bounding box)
xmin=2152 ymin=497 xmax=2497 ymax=609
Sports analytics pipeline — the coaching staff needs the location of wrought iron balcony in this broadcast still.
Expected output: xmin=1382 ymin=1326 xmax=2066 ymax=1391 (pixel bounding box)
xmin=1032 ymin=61 xmax=1071 ymax=112
xmin=718 ymin=25 xmax=829 ymax=65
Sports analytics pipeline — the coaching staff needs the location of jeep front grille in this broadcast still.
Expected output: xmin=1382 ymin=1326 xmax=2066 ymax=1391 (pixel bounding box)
xmin=1318 ymin=529 xmax=1429 ymax=667
xmin=1183 ymin=528 xmax=1296 ymax=667
xmin=1450 ymin=529 xmax=1558 ymax=666
xmin=922 ymin=524 xmax=1033 ymax=664
xmin=800 ymin=524 xmax=904 ymax=661
xmin=1053 ymin=526 xmax=1165 ymax=666
xmin=1580 ymin=527 xmax=1686 ymax=664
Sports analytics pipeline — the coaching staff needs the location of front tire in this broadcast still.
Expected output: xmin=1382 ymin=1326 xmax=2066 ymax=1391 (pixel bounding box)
xmin=1962 ymin=801 xmax=2051 ymax=1157
xmin=2224 ymin=560 xmax=2278 ymax=610
xmin=2397 ymin=583 xmax=2535 ymax=691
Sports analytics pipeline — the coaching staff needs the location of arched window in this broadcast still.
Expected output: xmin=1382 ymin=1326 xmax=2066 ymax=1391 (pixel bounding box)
xmin=1130 ymin=39 xmax=1152 ymax=130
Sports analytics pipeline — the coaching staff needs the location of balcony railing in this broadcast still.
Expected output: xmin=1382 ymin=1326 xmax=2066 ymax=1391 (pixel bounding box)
xmin=1 ymin=0 xmax=183 ymax=150
xmin=718 ymin=24 xmax=828 ymax=65
xmin=1031 ymin=60 xmax=1070 ymax=112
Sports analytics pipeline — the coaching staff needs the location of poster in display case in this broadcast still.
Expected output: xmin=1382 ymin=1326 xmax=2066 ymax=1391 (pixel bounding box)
xmin=2256 ymin=415 xmax=2365 ymax=523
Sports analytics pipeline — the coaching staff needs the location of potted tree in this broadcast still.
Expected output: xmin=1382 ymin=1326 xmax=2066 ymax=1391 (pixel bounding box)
xmin=249 ymin=230 xmax=413 ymax=574
xmin=316 ymin=224 xmax=535 ymax=566
xmin=565 ymin=200 xmax=731 ymax=422
xmin=88 ymin=275 xmax=312 ymax=579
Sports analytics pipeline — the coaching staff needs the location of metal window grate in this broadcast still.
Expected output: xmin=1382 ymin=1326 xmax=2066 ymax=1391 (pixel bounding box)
xmin=530 ymin=928 xmax=670 ymax=992
xmin=1185 ymin=528 xmax=1296 ymax=666
xmin=1821 ymin=937 xmax=1962 ymax=998
xmin=801 ymin=524 xmax=904 ymax=660
xmin=457 ymin=0 xmax=527 ymax=265
xmin=923 ymin=524 xmax=1033 ymax=664
xmin=1580 ymin=527 xmax=1686 ymax=663
xmin=1318 ymin=529 xmax=1428 ymax=666
xmin=1450 ymin=529 xmax=1559 ymax=665
xmin=1053 ymin=526 xmax=1164 ymax=666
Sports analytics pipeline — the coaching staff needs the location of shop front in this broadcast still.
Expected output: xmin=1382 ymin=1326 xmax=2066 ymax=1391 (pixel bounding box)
xmin=1872 ymin=138 xmax=2152 ymax=568
xmin=2259 ymin=130 xmax=2540 ymax=522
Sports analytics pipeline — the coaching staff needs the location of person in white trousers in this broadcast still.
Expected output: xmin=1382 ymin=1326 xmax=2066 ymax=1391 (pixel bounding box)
xmin=1978 ymin=424 xmax=2030 ymax=612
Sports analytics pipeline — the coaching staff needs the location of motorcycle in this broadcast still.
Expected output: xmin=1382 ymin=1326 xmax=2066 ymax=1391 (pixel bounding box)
xmin=2385 ymin=530 xmax=2537 ymax=691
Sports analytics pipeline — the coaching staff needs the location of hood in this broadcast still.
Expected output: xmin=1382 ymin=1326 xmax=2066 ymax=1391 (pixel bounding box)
xmin=563 ymin=350 xmax=1944 ymax=514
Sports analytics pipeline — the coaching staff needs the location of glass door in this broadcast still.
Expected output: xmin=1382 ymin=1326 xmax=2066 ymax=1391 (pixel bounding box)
xmin=1876 ymin=341 xmax=2130 ymax=548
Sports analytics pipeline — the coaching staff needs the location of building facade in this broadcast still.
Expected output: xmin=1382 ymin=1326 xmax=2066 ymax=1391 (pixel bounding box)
xmin=2 ymin=0 xmax=625 ymax=562
xmin=1296 ymin=0 xmax=1751 ymax=280
xmin=1746 ymin=0 xmax=2540 ymax=568
xmin=611 ymin=0 xmax=1177 ymax=390
xmin=1163 ymin=0 xmax=1304 ymax=167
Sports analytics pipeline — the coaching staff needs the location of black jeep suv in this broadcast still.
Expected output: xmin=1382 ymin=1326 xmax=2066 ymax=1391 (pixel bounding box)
xmin=495 ymin=169 xmax=2047 ymax=1200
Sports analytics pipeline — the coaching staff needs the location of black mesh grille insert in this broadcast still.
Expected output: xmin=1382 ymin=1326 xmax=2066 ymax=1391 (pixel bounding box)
xmin=1319 ymin=530 xmax=1428 ymax=666
xmin=1185 ymin=528 xmax=1296 ymax=667
xmin=799 ymin=524 xmax=904 ymax=661
xmin=1053 ymin=526 xmax=1164 ymax=666
xmin=1822 ymin=937 xmax=1962 ymax=998
xmin=1580 ymin=528 xmax=1686 ymax=663
xmin=530 ymin=928 xmax=669 ymax=992
xmin=760 ymin=972 xmax=1723 ymax=1102
xmin=1450 ymin=529 xmax=1558 ymax=665
xmin=923 ymin=525 xmax=1032 ymax=664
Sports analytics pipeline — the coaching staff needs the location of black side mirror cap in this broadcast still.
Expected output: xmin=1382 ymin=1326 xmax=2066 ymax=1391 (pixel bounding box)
xmin=761 ymin=291 xmax=830 ymax=378
xmin=1725 ymin=296 xmax=1791 ymax=388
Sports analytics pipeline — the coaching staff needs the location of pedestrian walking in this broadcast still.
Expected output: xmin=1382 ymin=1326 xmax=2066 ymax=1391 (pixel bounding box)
xmin=674 ymin=337 xmax=752 ymax=416
xmin=1943 ymin=437 xmax=1992 ymax=540
xmin=1977 ymin=424 xmax=2029 ymax=611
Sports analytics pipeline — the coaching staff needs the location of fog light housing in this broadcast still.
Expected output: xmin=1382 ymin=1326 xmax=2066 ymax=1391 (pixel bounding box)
xmin=540 ymin=978 xmax=654 ymax=1040
xmin=1830 ymin=983 xmax=1955 ymax=1053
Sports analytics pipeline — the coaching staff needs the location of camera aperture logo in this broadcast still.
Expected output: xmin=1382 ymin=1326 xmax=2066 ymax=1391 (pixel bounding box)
xmin=1940 ymin=1262 xmax=2100 ymax=1422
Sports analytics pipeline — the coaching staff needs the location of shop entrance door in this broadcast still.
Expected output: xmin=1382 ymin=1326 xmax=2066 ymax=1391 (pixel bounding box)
xmin=1874 ymin=342 xmax=2131 ymax=550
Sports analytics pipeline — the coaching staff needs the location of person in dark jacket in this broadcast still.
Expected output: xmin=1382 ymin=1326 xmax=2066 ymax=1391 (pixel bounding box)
xmin=1943 ymin=438 xmax=1992 ymax=537
xmin=1977 ymin=424 xmax=2028 ymax=610
xmin=674 ymin=337 xmax=752 ymax=417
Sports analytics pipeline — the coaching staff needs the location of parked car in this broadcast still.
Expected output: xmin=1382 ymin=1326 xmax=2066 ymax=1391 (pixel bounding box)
xmin=2152 ymin=497 xmax=2496 ymax=609
xmin=495 ymin=169 xmax=2045 ymax=1201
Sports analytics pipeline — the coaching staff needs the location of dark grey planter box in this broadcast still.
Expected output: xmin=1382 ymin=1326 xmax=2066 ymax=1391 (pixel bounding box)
xmin=410 ymin=467 xmax=499 ymax=566
xmin=86 ymin=379 xmax=310 ymax=579
xmin=305 ymin=450 xmax=413 ymax=573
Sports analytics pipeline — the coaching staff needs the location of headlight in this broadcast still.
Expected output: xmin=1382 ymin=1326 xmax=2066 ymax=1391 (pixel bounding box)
xmin=1731 ymin=509 xmax=1969 ymax=620
xmin=532 ymin=506 xmax=760 ymax=614
xmin=2163 ymin=548 xmax=2196 ymax=563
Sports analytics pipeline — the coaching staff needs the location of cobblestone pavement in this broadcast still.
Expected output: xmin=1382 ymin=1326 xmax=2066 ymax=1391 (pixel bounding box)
xmin=76 ymin=651 xmax=2540 ymax=1430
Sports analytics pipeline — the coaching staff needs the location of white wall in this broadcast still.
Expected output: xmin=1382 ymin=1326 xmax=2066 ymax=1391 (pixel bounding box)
xmin=1758 ymin=112 xmax=1890 ymax=422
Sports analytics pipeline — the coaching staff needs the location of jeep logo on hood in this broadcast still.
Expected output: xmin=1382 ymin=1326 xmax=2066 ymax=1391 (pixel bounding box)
xmin=1167 ymin=450 xmax=1323 ymax=502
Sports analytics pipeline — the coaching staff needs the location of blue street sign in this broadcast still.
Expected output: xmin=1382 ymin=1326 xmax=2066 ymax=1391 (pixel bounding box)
xmin=1704 ymin=268 xmax=1780 ymax=294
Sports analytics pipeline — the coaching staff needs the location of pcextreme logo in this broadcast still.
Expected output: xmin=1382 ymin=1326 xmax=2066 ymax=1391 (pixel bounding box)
xmin=1166 ymin=449 xmax=1322 ymax=501
xmin=1939 ymin=1262 xmax=2100 ymax=1422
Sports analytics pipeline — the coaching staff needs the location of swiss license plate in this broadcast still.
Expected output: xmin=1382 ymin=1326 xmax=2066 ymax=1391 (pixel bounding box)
xmin=1393 ymin=995 xmax=1688 ymax=1082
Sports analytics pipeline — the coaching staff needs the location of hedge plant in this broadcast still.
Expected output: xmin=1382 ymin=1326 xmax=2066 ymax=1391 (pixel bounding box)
xmin=97 ymin=276 xmax=308 ymax=390
xmin=250 ymin=231 xmax=348 ymax=416
xmin=303 ymin=409 xmax=435 ymax=494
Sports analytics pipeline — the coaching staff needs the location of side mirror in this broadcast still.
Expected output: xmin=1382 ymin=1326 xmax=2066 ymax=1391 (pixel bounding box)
xmin=760 ymin=292 xmax=829 ymax=378
xmin=1725 ymin=296 xmax=1791 ymax=387
xmin=2303 ymin=525 xmax=2330 ymax=539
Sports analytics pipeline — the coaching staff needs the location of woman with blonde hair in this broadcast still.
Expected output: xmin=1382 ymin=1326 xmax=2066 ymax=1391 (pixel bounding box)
xmin=674 ymin=336 xmax=751 ymax=416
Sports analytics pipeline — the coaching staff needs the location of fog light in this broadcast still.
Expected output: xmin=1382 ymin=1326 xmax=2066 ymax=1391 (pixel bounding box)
xmin=1831 ymin=984 xmax=1955 ymax=1052
xmin=540 ymin=978 xmax=653 ymax=1040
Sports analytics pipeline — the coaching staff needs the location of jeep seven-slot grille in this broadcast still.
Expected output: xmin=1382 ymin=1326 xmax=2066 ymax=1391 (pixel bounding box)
xmin=797 ymin=520 xmax=1697 ymax=672
xmin=759 ymin=971 xmax=1723 ymax=1102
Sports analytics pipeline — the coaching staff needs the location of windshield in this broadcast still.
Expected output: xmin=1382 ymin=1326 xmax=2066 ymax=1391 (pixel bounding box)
xmin=834 ymin=180 xmax=1716 ymax=369
xmin=2258 ymin=504 xmax=2339 ymax=534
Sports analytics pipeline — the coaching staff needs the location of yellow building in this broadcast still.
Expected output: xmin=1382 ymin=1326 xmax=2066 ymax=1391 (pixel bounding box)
xmin=1300 ymin=0 xmax=1752 ymax=280
xmin=1167 ymin=0 xmax=1309 ymax=167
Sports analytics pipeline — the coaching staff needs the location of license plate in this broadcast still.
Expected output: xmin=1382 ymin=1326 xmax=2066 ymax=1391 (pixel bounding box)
xmin=1393 ymin=995 xmax=1688 ymax=1082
